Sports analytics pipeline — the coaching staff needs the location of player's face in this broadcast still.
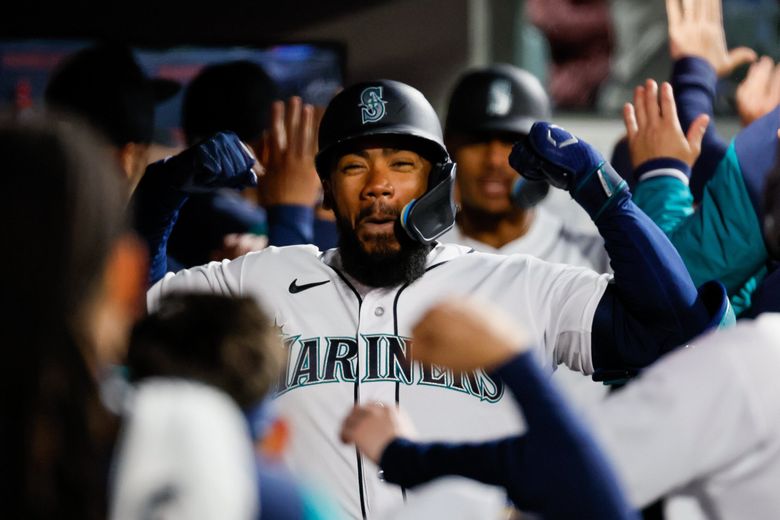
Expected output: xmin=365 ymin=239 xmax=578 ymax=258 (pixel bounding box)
xmin=329 ymin=147 xmax=431 ymax=254
xmin=454 ymin=138 xmax=517 ymax=215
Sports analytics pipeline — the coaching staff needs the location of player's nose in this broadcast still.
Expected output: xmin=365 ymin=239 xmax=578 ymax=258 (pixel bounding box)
xmin=485 ymin=139 xmax=512 ymax=170
xmin=361 ymin=164 xmax=395 ymax=199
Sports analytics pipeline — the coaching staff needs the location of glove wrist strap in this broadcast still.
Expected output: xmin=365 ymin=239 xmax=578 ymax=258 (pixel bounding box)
xmin=572 ymin=161 xmax=628 ymax=222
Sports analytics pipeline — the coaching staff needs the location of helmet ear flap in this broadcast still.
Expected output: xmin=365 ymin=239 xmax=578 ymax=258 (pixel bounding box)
xmin=400 ymin=162 xmax=457 ymax=244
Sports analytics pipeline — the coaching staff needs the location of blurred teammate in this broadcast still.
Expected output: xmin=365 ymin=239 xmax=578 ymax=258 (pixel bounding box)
xmin=45 ymin=43 xmax=178 ymax=191
xmin=441 ymin=64 xmax=609 ymax=272
xmin=0 ymin=118 xmax=146 ymax=519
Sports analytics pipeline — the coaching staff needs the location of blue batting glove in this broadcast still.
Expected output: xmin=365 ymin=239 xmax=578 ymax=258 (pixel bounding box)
xmin=508 ymin=122 xmax=605 ymax=190
xmin=154 ymin=131 xmax=258 ymax=193
xmin=509 ymin=122 xmax=628 ymax=221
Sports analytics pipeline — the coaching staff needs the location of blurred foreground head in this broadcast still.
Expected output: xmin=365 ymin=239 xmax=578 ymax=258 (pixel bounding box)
xmin=0 ymin=116 xmax=146 ymax=519
xmin=128 ymin=293 xmax=283 ymax=409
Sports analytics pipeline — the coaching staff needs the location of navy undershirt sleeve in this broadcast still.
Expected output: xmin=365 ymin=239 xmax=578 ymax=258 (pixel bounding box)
xmin=133 ymin=162 xmax=320 ymax=286
xmin=588 ymin=186 xmax=722 ymax=370
xmin=266 ymin=205 xmax=315 ymax=246
xmin=131 ymin=161 xmax=190 ymax=286
xmin=313 ymin=217 xmax=339 ymax=251
xmin=671 ymin=57 xmax=728 ymax=201
xmin=380 ymin=353 xmax=638 ymax=519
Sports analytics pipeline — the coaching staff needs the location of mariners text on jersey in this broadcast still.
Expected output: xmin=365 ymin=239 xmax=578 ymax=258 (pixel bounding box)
xmin=277 ymin=333 xmax=504 ymax=403
xmin=148 ymin=242 xmax=610 ymax=519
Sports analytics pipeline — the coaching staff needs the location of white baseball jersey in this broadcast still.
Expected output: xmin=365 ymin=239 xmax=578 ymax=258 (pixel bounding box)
xmin=588 ymin=313 xmax=780 ymax=518
xmin=441 ymin=206 xmax=610 ymax=418
xmin=440 ymin=206 xmax=610 ymax=274
xmin=148 ymin=243 xmax=610 ymax=519
xmin=111 ymin=378 xmax=258 ymax=520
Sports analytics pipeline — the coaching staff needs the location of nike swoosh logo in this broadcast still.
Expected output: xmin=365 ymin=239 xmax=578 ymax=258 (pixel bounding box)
xmin=289 ymin=278 xmax=331 ymax=294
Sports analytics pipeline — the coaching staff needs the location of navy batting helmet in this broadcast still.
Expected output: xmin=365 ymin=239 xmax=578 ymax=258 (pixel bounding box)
xmin=445 ymin=64 xmax=550 ymax=138
xmin=316 ymin=80 xmax=456 ymax=244
xmin=445 ymin=64 xmax=551 ymax=209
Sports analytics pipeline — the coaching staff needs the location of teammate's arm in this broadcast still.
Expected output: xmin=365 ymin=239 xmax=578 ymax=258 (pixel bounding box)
xmin=341 ymin=300 xmax=638 ymax=519
xmin=510 ymin=122 xmax=730 ymax=372
xmin=132 ymin=132 xmax=258 ymax=285
xmin=625 ymin=80 xmax=775 ymax=314
xmin=665 ymin=0 xmax=756 ymax=198
xmin=132 ymin=125 xmax=319 ymax=286
xmin=588 ymin=323 xmax=773 ymax=508
xmin=257 ymin=97 xmax=323 ymax=247
xmin=624 ymin=79 xmax=706 ymax=233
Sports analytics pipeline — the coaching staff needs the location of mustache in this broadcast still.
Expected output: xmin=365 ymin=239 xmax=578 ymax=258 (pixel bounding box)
xmin=357 ymin=203 xmax=402 ymax=223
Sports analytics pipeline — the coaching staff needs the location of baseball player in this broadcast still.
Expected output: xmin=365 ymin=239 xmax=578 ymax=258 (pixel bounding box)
xmin=439 ymin=64 xmax=610 ymax=413
xmin=144 ymin=80 xmax=728 ymax=518
xmin=440 ymin=64 xmax=609 ymax=273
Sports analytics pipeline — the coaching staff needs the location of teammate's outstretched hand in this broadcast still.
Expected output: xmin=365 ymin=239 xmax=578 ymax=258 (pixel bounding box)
xmin=411 ymin=298 xmax=528 ymax=373
xmin=257 ymin=96 xmax=323 ymax=207
xmin=153 ymin=131 xmax=258 ymax=193
xmin=666 ymin=0 xmax=756 ymax=77
xmin=623 ymin=79 xmax=709 ymax=168
xmin=340 ymin=404 xmax=416 ymax=464
xmin=736 ymin=56 xmax=780 ymax=127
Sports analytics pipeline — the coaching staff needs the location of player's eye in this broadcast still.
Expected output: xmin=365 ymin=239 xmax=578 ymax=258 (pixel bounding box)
xmin=391 ymin=159 xmax=416 ymax=170
xmin=339 ymin=162 xmax=367 ymax=175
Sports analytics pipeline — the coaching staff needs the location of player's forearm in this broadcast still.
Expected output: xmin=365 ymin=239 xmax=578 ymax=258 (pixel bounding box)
xmin=131 ymin=160 xmax=190 ymax=286
xmin=266 ymin=205 xmax=315 ymax=246
xmin=590 ymin=189 xmax=727 ymax=369
xmin=380 ymin=437 xmax=521 ymax=491
xmin=380 ymin=353 xmax=638 ymax=519
xmin=313 ymin=217 xmax=339 ymax=251
xmin=671 ymin=57 xmax=728 ymax=200
xmin=492 ymin=353 xmax=639 ymax=519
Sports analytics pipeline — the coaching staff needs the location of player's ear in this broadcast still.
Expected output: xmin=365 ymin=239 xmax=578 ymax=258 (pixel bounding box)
xmin=258 ymin=417 xmax=290 ymax=461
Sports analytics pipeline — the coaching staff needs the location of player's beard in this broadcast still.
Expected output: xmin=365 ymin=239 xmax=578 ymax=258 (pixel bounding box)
xmin=335 ymin=203 xmax=431 ymax=288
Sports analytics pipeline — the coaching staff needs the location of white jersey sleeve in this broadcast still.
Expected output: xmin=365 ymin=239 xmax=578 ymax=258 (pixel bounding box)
xmin=588 ymin=314 xmax=780 ymax=513
xmin=502 ymin=253 xmax=609 ymax=374
xmin=110 ymin=379 xmax=258 ymax=520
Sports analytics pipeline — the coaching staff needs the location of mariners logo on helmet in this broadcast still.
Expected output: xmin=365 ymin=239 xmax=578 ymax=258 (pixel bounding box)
xmin=487 ymin=79 xmax=513 ymax=117
xmin=359 ymin=86 xmax=388 ymax=124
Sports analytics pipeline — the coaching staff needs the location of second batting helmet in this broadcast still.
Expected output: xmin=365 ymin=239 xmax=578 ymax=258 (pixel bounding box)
xmin=446 ymin=65 xmax=551 ymax=209
xmin=445 ymin=64 xmax=550 ymax=138
xmin=316 ymin=80 xmax=456 ymax=244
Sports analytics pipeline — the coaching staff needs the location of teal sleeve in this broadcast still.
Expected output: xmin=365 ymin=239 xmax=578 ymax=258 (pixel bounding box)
xmin=632 ymin=176 xmax=694 ymax=234
xmin=667 ymin=144 xmax=768 ymax=294
xmin=632 ymin=145 xmax=769 ymax=316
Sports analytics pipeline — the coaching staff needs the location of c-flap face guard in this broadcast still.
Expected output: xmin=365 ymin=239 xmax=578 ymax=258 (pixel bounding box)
xmin=400 ymin=161 xmax=457 ymax=244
